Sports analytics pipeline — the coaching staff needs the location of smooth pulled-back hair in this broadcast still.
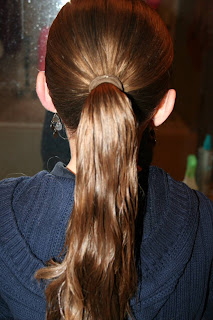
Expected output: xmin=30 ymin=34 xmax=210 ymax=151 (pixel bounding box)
xmin=36 ymin=1 xmax=173 ymax=319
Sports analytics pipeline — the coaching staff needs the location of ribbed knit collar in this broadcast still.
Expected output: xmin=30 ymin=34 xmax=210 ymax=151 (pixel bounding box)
xmin=51 ymin=161 xmax=76 ymax=180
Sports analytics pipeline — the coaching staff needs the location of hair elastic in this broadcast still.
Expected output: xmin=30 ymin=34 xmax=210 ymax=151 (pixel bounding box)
xmin=89 ymin=75 xmax=123 ymax=92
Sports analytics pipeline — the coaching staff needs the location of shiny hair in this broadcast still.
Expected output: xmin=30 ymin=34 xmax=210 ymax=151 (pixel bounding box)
xmin=36 ymin=1 xmax=173 ymax=319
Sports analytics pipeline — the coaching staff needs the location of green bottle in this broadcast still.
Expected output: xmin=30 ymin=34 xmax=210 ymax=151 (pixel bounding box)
xmin=183 ymin=154 xmax=198 ymax=190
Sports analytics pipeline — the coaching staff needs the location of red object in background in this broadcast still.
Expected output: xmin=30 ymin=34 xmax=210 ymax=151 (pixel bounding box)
xmin=147 ymin=0 xmax=161 ymax=9
xmin=38 ymin=27 xmax=49 ymax=71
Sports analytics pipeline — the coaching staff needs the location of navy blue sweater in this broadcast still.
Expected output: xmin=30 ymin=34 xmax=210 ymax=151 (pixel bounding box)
xmin=0 ymin=162 xmax=213 ymax=319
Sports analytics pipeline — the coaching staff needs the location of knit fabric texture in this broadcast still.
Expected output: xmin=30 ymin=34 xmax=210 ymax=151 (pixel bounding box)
xmin=0 ymin=162 xmax=213 ymax=320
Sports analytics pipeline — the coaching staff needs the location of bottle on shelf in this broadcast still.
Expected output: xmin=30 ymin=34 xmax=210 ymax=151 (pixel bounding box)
xmin=183 ymin=154 xmax=198 ymax=190
xmin=196 ymin=134 xmax=213 ymax=196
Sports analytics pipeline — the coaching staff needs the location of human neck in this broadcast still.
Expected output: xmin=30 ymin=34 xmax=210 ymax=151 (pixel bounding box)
xmin=67 ymin=157 xmax=76 ymax=175
xmin=67 ymin=136 xmax=76 ymax=174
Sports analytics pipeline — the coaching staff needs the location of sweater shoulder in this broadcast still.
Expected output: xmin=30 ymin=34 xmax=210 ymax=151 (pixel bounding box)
xmin=0 ymin=173 xmax=48 ymax=301
xmin=150 ymin=165 xmax=213 ymax=238
xmin=0 ymin=170 xmax=48 ymax=201
xmin=0 ymin=169 xmax=75 ymax=315
xmin=132 ymin=167 xmax=213 ymax=317
xmin=0 ymin=168 xmax=75 ymax=267
xmin=0 ymin=170 xmax=49 ymax=251
xmin=149 ymin=165 xmax=202 ymax=211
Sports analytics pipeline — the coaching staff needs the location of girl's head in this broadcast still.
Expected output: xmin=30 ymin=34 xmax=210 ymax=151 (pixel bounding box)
xmin=37 ymin=0 xmax=175 ymax=133
xmin=36 ymin=1 xmax=175 ymax=319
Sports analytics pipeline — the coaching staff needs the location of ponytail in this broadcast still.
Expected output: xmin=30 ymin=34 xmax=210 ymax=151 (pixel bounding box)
xmin=36 ymin=83 xmax=138 ymax=319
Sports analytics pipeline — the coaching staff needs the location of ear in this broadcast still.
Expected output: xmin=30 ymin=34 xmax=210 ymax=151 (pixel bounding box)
xmin=153 ymin=89 xmax=176 ymax=127
xmin=36 ymin=71 xmax=56 ymax=113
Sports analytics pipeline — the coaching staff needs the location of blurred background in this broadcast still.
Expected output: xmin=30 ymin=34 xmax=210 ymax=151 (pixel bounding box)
xmin=0 ymin=0 xmax=212 ymax=181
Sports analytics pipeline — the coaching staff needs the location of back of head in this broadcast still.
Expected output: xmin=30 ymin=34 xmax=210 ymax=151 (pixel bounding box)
xmin=46 ymin=0 xmax=173 ymax=128
xmin=36 ymin=1 xmax=173 ymax=319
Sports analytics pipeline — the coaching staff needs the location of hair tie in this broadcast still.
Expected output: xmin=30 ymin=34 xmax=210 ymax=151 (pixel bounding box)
xmin=89 ymin=75 xmax=123 ymax=92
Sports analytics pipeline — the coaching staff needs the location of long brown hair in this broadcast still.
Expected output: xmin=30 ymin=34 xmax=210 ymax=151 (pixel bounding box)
xmin=36 ymin=1 xmax=173 ymax=319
